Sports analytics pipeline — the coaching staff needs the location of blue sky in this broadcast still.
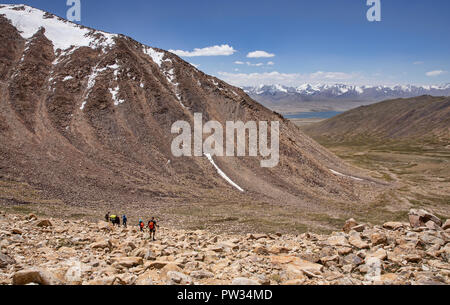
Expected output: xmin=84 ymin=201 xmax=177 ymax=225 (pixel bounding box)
xmin=5 ymin=0 xmax=450 ymax=86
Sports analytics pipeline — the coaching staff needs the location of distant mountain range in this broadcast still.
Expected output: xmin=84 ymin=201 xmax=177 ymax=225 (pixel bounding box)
xmin=244 ymin=84 xmax=450 ymax=101
xmin=242 ymin=84 xmax=450 ymax=114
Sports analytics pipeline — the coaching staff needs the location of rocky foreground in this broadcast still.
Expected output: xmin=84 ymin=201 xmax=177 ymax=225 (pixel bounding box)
xmin=0 ymin=210 xmax=449 ymax=285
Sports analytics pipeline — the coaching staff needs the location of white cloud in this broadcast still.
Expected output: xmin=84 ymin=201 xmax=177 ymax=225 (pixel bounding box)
xmin=246 ymin=50 xmax=275 ymax=58
xmin=426 ymin=70 xmax=446 ymax=77
xmin=234 ymin=61 xmax=272 ymax=67
xmin=216 ymin=71 xmax=360 ymax=87
xmin=310 ymin=71 xmax=355 ymax=80
xmin=413 ymin=61 xmax=424 ymax=65
xmin=169 ymin=44 xmax=236 ymax=57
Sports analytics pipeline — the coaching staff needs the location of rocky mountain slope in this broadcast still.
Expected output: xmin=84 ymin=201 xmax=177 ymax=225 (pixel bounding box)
xmin=244 ymin=84 xmax=450 ymax=114
xmin=0 ymin=5 xmax=382 ymax=214
xmin=302 ymin=95 xmax=450 ymax=143
xmin=0 ymin=211 xmax=448 ymax=285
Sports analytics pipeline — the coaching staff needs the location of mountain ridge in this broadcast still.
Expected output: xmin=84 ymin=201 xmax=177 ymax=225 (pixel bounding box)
xmin=302 ymin=95 xmax=450 ymax=143
xmin=243 ymin=83 xmax=450 ymax=114
xmin=244 ymin=83 xmax=450 ymax=100
xmin=0 ymin=4 xmax=384 ymax=227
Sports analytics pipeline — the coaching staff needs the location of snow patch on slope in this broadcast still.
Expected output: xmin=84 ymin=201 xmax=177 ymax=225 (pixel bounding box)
xmin=329 ymin=169 xmax=363 ymax=182
xmin=143 ymin=46 xmax=165 ymax=67
xmin=163 ymin=66 xmax=186 ymax=107
xmin=204 ymin=153 xmax=244 ymax=192
xmin=0 ymin=5 xmax=117 ymax=51
xmin=146 ymin=53 xmax=186 ymax=108
xmin=109 ymin=87 xmax=125 ymax=106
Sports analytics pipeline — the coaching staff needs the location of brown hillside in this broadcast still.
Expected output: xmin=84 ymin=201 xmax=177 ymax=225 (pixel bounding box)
xmin=0 ymin=5 xmax=383 ymax=226
xmin=303 ymin=96 xmax=450 ymax=143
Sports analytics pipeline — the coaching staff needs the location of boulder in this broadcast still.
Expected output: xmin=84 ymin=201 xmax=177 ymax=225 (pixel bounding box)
xmin=85 ymin=276 xmax=117 ymax=286
xmin=218 ymin=241 xmax=239 ymax=251
xmin=136 ymin=270 xmax=155 ymax=285
xmin=374 ymin=273 xmax=401 ymax=285
xmin=370 ymin=232 xmax=387 ymax=246
xmin=146 ymin=261 xmax=170 ymax=270
xmin=419 ymin=233 xmax=445 ymax=246
xmin=268 ymin=246 xmax=289 ymax=254
xmin=25 ymin=214 xmax=37 ymax=221
xmin=166 ymin=271 xmax=193 ymax=285
xmin=320 ymin=255 xmax=339 ymax=264
xmin=271 ymin=255 xmax=323 ymax=275
xmin=408 ymin=209 xmax=442 ymax=228
xmin=351 ymin=224 xmax=366 ymax=232
xmin=248 ymin=234 xmax=268 ymax=241
xmin=408 ymin=215 xmax=423 ymax=229
xmin=231 ymin=277 xmax=260 ymax=285
xmin=209 ymin=245 xmax=224 ymax=253
xmin=349 ymin=234 xmax=369 ymax=249
xmin=161 ymin=263 xmax=182 ymax=278
xmin=97 ymin=221 xmax=111 ymax=231
xmin=36 ymin=219 xmax=53 ymax=228
xmin=91 ymin=240 xmax=112 ymax=250
xmin=299 ymin=253 xmax=320 ymax=264
xmin=425 ymin=221 xmax=442 ymax=231
xmin=11 ymin=228 xmax=22 ymax=235
xmin=442 ymin=219 xmax=450 ymax=230
xmin=366 ymin=248 xmax=387 ymax=261
xmin=190 ymin=270 xmax=214 ymax=280
xmin=0 ymin=253 xmax=16 ymax=268
xmin=115 ymin=274 xmax=137 ymax=285
xmin=383 ymin=222 xmax=404 ymax=230
xmin=335 ymin=247 xmax=351 ymax=256
xmin=343 ymin=218 xmax=358 ymax=233
xmin=253 ymin=246 xmax=269 ymax=255
xmin=282 ymin=279 xmax=306 ymax=285
xmin=13 ymin=269 xmax=60 ymax=285
xmin=342 ymin=253 xmax=364 ymax=266
xmin=112 ymin=257 xmax=143 ymax=268
xmin=326 ymin=235 xmax=350 ymax=247
xmin=65 ymin=262 xmax=84 ymax=284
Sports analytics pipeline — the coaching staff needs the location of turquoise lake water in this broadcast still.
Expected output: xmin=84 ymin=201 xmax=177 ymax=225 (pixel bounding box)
xmin=284 ymin=111 xmax=342 ymax=119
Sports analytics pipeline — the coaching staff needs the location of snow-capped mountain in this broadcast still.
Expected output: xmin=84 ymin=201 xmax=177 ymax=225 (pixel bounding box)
xmin=243 ymin=84 xmax=450 ymax=102
xmin=0 ymin=4 xmax=367 ymax=208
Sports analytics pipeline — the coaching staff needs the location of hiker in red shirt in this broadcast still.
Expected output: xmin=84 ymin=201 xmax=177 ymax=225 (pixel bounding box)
xmin=148 ymin=217 xmax=158 ymax=241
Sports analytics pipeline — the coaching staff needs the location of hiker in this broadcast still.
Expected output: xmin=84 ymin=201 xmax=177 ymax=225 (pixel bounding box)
xmin=139 ymin=219 xmax=144 ymax=232
xmin=122 ymin=215 xmax=127 ymax=228
xmin=148 ymin=217 xmax=158 ymax=241
xmin=110 ymin=214 xmax=119 ymax=226
xmin=105 ymin=212 xmax=110 ymax=222
xmin=115 ymin=215 xmax=121 ymax=226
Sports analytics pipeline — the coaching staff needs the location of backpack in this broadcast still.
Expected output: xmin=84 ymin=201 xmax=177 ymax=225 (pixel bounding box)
xmin=139 ymin=221 xmax=144 ymax=228
xmin=149 ymin=221 xmax=155 ymax=230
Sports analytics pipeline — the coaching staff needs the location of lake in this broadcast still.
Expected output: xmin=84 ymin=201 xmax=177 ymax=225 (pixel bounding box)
xmin=284 ymin=111 xmax=343 ymax=119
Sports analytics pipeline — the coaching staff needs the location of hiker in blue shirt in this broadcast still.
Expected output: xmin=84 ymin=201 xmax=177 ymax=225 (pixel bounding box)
xmin=122 ymin=215 xmax=127 ymax=228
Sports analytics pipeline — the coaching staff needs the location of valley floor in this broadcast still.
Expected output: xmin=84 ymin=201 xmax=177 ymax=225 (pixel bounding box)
xmin=0 ymin=121 xmax=447 ymax=236
xmin=297 ymin=124 xmax=450 ymax=227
